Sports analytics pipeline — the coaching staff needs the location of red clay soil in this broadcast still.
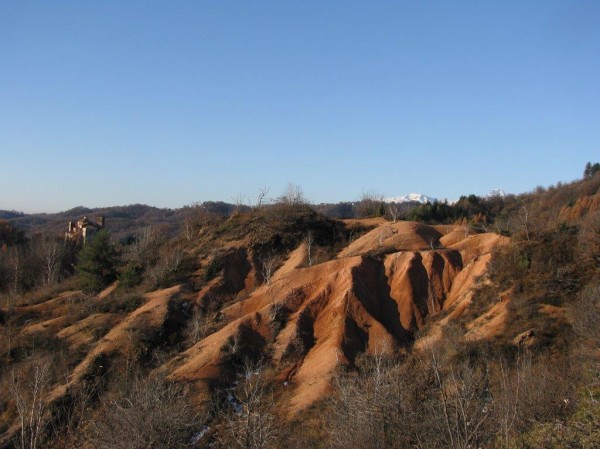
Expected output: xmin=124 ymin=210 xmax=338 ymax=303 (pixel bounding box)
xmin=166 ymin=221 xmax=509 ymax=413
xmin=0 ymin=220 xmax=510 ymax=431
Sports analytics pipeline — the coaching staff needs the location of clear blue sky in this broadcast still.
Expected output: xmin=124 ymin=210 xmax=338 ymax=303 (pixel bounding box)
xmin=1 ymin=1 xmax=599 ymax=212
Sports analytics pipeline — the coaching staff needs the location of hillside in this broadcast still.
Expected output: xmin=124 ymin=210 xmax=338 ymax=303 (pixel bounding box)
xmin=0 ymin=174 xmax=599 ymax=448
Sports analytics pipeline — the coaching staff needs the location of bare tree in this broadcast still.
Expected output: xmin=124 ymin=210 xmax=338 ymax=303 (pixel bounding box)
xmin=577 ymin=208 xmax=600 ymax=270
xmin=10 ymin=358 xmax=51 ymax=449
xmin=147 ymin=245 xmax=183 ymax=287
xmin=218 ymin=366 xmax=278 ymax=449
xmin=260 ymin=253 xmax=278 ymax=285
xmin=429 ymin=349 xmax=491 ymax=449
xmin=233 ymin=193 xmax=248 ymax=214
xmin=519 ymin=204 xmax=531 ymax=241
xmin=7 ymin=245 xmax=24 ymax=295
xmin=256 ymin=186 xmax=270 ymax=208
xmin=32 ymin=237 xmax=65 ymax=286
xmin=570 ymin=283 xmax=600 ymax=347
xmin=387 ymin=202 xmax=399 ymax=223
xmin=306 ymin=232 xmax=314 ymax=266
xmin=355 ymin=190 xmax=385 ymax=218
xmin=327 ymin=348 xmax=416 ymax=449
xmin=125 ymin=226 xmax=166 ymax=272
xmin=429 ymin=237 xmax=437 ymax=250
xmin=277 ymin=183 xmax=306 ymax=206
xmin=184 ymin=217 xmax=192 ymax=241
xmin=494 ymin=357 xmax=522 ymax=449
xmin=428 ymin=280 xmax=437 ymax=314
xmin=85 ymin=374 xmax=202 ymax=449
xmin=187 ymin=307 xmax=209 ymax=344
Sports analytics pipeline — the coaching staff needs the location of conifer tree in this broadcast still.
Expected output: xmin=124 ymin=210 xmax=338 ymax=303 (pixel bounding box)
xmin=76 ymin=230 xmax=118 ymax=293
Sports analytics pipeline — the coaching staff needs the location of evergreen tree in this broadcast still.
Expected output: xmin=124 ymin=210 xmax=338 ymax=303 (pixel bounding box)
xmin=584 ymin=161 xmax=600 ymax=178
xmin=76 ymin=230 xmax=118 ymax=293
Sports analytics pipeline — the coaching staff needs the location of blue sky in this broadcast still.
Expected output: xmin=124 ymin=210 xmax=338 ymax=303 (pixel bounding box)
xmin=1 ymin=1 xmax=599 ymax=212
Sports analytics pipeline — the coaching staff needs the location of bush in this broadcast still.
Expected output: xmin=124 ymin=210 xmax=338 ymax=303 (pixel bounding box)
xmin=118 ymin=263 xmax=142 ymax=290
xmin=84 ymin=374 xmax=204 ymax=449
xmin=97 ymin=293 xmax=145 ymax=314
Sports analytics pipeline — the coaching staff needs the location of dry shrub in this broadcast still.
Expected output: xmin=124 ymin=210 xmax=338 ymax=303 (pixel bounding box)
xmin=327 ymin=340 xmax=584 ymax=449
xmin=146 ymin=245 xmax=183 ymax=288
xmin=6 ymin=356 xmax=52 ymax=449
xmin=577 ymin=208 xmax=600 ymax=273
xmin=425 ymin=347 xmax=495 ymax=449
xmin=327 ymin=351 xmax=431 ymax=449
xmin=216 ymin=365 xmax=278 ymax=449
xmin=570 ymin=283 xmax=600 ymax=348
xmin=83 ymin=374 xmax=204 ymax=449
xmin=63 ymin=293 xmax=98 ymax=324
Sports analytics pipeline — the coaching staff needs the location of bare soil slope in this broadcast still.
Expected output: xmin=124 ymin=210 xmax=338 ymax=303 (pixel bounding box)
xmin=0 ymin=218 xmax=509 ymax=440
xmin=164 ymin=220 xmax=507 ymax=413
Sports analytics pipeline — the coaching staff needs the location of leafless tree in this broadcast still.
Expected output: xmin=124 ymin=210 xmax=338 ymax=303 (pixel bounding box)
xmin=429 ymin=348 xmax=491 ymax=449
xmin=260 ymin=253 xmax=278 ymax=285
xmin=570 ymin=283 xmax=600 ymax=347
xmin=147 ymin=245 xmax=183 ymax=287
xmin=428 ymin=280 xmax=438 ymax=314
xmin=493 ymin=356 xmax=522 ymax=449
xmin=10 ymin=358 xmax=51 ymax=449
xmin=218 ymin=366 xmax=278 ymax=449
xmin=355 ymin=190 xmax=385 ymax=218
xmin=84 ymin=374 xmax=203 ymax=449
xmin=519 ymin=204 xmax=531 ymax=241
xmin=387 ymin=202 xmax=399 ymax=223
xmin=184 ymin=217 xmax=192 ymax=241
xmin=265 ymin=282 xmax=292 ymax=327
xmin=256 ymin=186 xmax=270 ymax=208
xmin=327 ymin=348 xmax=417 ymax=449
xmin=125 ymin=226 xmax=167 ymax=272
xmin=306 ymin=232 xmax=314 ymax=266
xmin=577 ymin=208 xmax=600 ymax=270
xmin=48 ymin=378 xmax=102 ymax=449
xmin=233 ymin=193 xmax=248 ymax=214
xmin=429 ymin=237 xmax=437 ymax=250
xmin=32 ymin=237 xmax=65 ymax=286
xmin=187 ymin=308 xmax=209 ymax=344
xmin=7 ymin=245 xmax=24 ymax=295
xmin=277 ymin=183 xmax=306 ymax=206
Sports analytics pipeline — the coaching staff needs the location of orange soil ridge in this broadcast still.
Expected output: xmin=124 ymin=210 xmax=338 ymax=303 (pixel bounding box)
xmin=3 ymin=220 xmax=511 ymax=424
xmin=166 ymin=221 xmax=509 ymax=413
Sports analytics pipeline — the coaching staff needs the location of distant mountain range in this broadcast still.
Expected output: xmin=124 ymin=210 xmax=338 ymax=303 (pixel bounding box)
xmin=385 ymin=189 xmax=509 ymax=205
xmin=384 ymin=193 xmax=436 ymax=204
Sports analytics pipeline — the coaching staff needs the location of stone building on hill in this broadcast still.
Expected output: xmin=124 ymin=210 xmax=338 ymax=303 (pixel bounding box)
xmin=65 ymin=216 xmax=105 ymax=244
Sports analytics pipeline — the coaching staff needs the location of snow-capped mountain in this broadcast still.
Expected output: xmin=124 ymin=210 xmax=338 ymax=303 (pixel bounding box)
xmin=385 ymin=193 xmax=436 ymax=204
xmin=487 ymin=189 xmax=508 ymax=198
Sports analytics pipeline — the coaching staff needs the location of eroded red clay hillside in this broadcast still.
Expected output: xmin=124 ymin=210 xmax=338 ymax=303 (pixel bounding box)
xmin=163 ymin=220 xmax=508 ymax=413
xmin=0 ymin=218 xmax=509 ymax=443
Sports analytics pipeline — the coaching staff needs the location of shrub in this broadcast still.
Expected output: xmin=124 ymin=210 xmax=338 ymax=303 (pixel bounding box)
xmin=118 ymin=263 xmax=142 ymax=290
xmin=84 ymin=374 xmax=204 ymax=449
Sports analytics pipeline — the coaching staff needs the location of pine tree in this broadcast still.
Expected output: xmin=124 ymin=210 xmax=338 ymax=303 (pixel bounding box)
xmin=76 ymin=230 xmax=118 ymax=293
xmin=584 ymin=161 xmax=600 ymax=178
